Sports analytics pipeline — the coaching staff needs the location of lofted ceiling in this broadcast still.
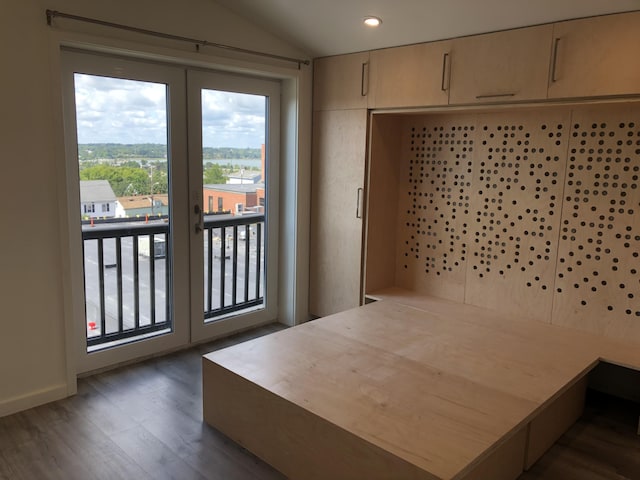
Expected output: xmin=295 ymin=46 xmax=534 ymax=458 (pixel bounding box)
xmin=214 ymin=0 xmax=640 ymax=59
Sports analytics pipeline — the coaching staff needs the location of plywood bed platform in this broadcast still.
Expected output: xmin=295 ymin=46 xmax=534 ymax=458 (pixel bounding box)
xmin=202 ymin=289 xmax=640 ymax=480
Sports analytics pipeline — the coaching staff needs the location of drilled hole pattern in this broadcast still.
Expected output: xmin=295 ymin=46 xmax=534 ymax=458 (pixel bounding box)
xmin=390 ymin=104 xmax=640 ymax=335
xmin=465 ymin=111 xmax=569 ymax=319
xmin=397 ymin=119 xmax=474 ymax=300
xmin=553 ymin=112 xmax=640 ymax=327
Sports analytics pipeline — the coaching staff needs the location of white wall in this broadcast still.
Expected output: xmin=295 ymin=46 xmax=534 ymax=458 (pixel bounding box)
xmin=0 ymin=0 xmax=310 ymax=417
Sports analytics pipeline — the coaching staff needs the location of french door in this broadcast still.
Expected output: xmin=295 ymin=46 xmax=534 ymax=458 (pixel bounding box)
xmin=61 ymin=50 xmax=279 ymax=373
xmin=187 ymin=70 xmax=279 ymax=342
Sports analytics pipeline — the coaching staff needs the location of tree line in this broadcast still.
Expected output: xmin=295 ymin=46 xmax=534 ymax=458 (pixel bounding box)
xmin=80 ymin=162 xmax=239 ymax=197
xmin=78 ymin=144 xmax=261 ymax=161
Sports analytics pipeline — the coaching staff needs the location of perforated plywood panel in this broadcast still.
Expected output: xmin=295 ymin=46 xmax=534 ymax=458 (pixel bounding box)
xmin=552 ymin=105 xmax=640 ymax=341
xmin=395 ymin=115 xmax=476 ymax=301
xmin=465 ymin=109 xmax=570 ymax=322
xmin=375 ymin=102 xmax=640 ymax=341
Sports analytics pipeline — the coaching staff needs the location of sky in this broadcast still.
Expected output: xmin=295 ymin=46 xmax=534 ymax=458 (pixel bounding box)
xmin=74 ymin=73 xmax=266 ymax=148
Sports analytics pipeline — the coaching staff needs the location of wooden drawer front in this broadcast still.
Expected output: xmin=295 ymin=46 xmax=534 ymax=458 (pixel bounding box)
xmin=526 ymin=377 xmax=587 ymax=469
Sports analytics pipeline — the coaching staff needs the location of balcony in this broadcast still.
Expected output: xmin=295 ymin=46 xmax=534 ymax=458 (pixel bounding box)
xmin=82 ymin=213 xmax=265 ymax=351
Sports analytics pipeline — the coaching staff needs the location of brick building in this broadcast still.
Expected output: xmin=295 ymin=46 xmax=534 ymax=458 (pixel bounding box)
xmin=203 ymin=184 xmax=264 ymax=214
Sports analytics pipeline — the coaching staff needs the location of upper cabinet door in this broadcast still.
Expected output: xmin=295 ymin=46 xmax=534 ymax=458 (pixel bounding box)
xmin=313 ymin=52 xmax=370 ymax=110
xmin=369 ymin=41 xmax=452 ymax=109
xmin=449 ymin=24 xmax=553 ymax=105
xmin=548 ymin=12 xmax=640 ymax=99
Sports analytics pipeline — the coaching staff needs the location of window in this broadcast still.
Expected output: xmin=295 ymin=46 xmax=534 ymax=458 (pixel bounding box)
xmin=218 ymin=197 xmax=223 ymax=212
xmin=102 ymin=203 xmax=110 ymax=213
xmin=208 ymin=196 xmax=214 ymax=213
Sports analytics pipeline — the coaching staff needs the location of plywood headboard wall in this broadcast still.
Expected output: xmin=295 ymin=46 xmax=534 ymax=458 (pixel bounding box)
xmin=368 ymin=102 xmax=640 ymax=342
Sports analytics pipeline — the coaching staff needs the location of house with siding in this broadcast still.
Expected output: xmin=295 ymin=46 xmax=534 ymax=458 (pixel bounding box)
xmin=79 ymin=180 xmax=117 ymax=219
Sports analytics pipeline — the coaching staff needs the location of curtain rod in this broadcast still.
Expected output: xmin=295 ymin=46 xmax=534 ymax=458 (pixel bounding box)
xmin=45 ymin=9 xmax=310 ymax=69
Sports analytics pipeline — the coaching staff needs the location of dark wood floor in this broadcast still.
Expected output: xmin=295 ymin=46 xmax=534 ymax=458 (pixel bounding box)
xmin=1 ymin=324 xmax=639 ymax=479
xmin=519 ymin=389 xmax=640 ymax=480
xmin=0 ymin=325 xmax=287 ymax=480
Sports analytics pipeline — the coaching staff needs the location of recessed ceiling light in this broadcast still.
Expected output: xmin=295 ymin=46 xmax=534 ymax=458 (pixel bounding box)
xmin=364 ymin=16 xmax=382 ymax=27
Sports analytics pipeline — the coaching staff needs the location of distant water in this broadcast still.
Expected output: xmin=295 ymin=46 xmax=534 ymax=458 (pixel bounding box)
xmin=205 ymin=159 xmax=261 ymax=169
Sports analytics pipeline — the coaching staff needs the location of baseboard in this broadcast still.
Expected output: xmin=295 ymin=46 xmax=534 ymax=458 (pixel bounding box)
xmin=0 ymin=383 xmax=69 ymax=418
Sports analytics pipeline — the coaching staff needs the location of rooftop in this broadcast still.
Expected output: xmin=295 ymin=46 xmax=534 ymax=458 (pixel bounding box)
xmin=80 ymin=180 xmax=117 ymax=203
xmin=117 ymin=194 xmax=169 ymax=209
xmin=203 ymin=183 xmax=265 ymax=194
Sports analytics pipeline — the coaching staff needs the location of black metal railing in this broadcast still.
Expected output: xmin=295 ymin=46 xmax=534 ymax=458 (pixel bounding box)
xmin=203 ymin=213 xmax=265 ymax=320
xmin=81 ymin=213 xmax=264 ymax=349
xmin=82 ymin=221 xmax=171 ymax=349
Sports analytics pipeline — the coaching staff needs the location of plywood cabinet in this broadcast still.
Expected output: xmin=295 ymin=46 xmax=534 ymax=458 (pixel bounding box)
xmin=368 ymin=41 xmax=452 ymax=108
xmin=449 ymin=24 xmax=553 ymax=105
xmin=309 ymin=12 xmax=640 ymax=319
xmin=548 ymin=11 xmax=640 ymax=99
xmin=309 ymin=109 xmax=368 ymax=317
xmin=313 ymin=52 xmax=370 ymax=110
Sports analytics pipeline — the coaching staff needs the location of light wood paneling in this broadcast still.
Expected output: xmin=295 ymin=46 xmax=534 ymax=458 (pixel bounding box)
xmin=465 ymin=108 xmax=570 ymax=322
xmin=367 ymin=102 xmax=640 ymax=341
xmin=449 ymin=25 xmax=553 ymax=105
xmin=368 ymin=41 xmax=451 ymax=109
xmin=462 ymin=427 xmax=527 ymax=480
xmin=364 ymin=114 xmax=404 ymax=294
xmin=203 ymin=357 xmax=437 ymax=480
xmin=313 ymin=52 xmax=370 ymax=110
xmin=310 ymin=109 xmax=368 ymax=317
xmin=394 ymin=114 xmax=477 ymax=301
xmin=552 ymin=104 xmax=640 ymax=342
xmin=548 ymin=12 xmax=640 ymax=99
xmin=203 ymin=294 xmax=640 ymax=480
xmin=525 ymin=376 xmax=588 ymax=470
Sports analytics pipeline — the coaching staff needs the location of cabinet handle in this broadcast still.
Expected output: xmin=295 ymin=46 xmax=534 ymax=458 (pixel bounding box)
xmin=361 ymin=62 xmax=369 ymax=97
xmin=475 ymin=93 xmax=516 ymax=99
xmin=356 ymin=188 xmax=364 ymax=219
xmin=550 ymin=37 xmax=562 ymax=83
xmin=441 ymin=53 xmax=450 ymax=91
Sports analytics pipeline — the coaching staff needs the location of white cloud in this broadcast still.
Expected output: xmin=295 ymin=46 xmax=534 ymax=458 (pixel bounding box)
xmin=201 ymin=89 xmax=265 ymax=148
xmin=74 ymin=74 xmax=266 ymax=148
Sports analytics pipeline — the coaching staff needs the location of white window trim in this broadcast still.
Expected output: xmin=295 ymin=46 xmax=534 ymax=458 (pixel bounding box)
xmin=49 ymin=32 xmax=311 ymax=396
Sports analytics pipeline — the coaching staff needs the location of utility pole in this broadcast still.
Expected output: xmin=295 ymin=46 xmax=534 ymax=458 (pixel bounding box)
xmin=149 ymin=164 xmax=155 ymax=215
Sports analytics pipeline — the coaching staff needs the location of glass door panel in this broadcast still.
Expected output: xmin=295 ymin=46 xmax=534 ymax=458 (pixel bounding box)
xmin=200 ymin=89 xmax=266 ymax=320
xmin=62 ymin=51 xmax=189 ymax=373
xmin=74 ymin=74 xmax=172 ymax=351
xmin=188 ymin=70 xmax=280 ymax=342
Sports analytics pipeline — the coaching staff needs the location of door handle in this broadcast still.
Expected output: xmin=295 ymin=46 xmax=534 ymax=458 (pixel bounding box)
xmin=194 ymin=204 xmax=203 ymax=234
xmin=356 ymin=188 xmax=364 ymax=219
